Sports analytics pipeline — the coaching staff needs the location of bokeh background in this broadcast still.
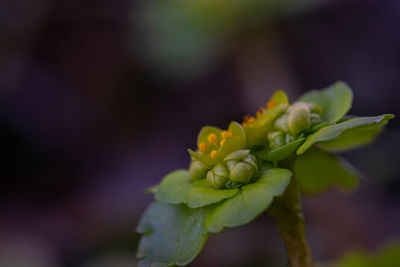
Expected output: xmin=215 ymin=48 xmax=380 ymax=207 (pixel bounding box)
xmin=1 ymin=0 xmax=399 ymax=266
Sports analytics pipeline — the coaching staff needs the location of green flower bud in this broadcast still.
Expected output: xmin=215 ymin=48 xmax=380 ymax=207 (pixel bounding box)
xmin=224 ymin=150 xmax=258 ymax=184
xmin=267 ymin=131 xmax=285 ymax=150
xmin=224 ymin=179 xmax=243 ymax=189
xmin=288 ymin=104 xmax=311 ymax=136
xmin=274 ymin=114 xmax=289 ymax=133
xmin=207 ymin=163 xmax=229 ymax=188
xmin=189 ymin=160 xmax=209 ymax=182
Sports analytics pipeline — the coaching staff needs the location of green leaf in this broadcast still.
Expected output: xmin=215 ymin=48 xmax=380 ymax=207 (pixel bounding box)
xmin=294 ymin=148 xmax=359 ymax=194
xmin=205 ymin=168 xmax=292 ymax=233
xmin=154 ymin=170 xmax=191 ymax=205
xmin=298 ymin=81 xmax=353 ymax=123
xmin=328 ymin=251 xmax=373 ymax=267
xmin=325 ymin=242 xmax=400 ymax=267
xmin=137 ymin=202 xmax=208 ymax=267
xmin=376 ymin=243 xmax=400 ymax=267
xmin=318 ymin=123 xmax=385 ymax=152
xmin=188 ymin=179 xmax=239 ymax=208
xmin=297 ymin=114 xmax=394 ymax=155
xmin=155 ymin=170 xmax=238 ymax=208
xmin=259 ymin=138 xmax=305 ymax=161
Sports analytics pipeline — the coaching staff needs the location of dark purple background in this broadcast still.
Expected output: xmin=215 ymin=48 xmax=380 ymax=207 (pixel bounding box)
xmin=0 ymin=0 xmax=399 ymax=266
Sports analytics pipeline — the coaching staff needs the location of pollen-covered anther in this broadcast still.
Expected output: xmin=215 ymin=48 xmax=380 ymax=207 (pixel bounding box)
xmin=198 ymin=142 xmax=208 ymax=152
xmin=220 ymin=139 xmax=226 ymax=146
xmin=267 ymin=100 xmax=277 ymax=109
xmin=221 ymin=130 xmax=233 ymax=139
xmin=207 ymin=133 xmax=218 ymax=145
xmin=242 ymin=115 xmax=256 ymax=126
xmin=210 ymin=150 xmax=217 ymax=159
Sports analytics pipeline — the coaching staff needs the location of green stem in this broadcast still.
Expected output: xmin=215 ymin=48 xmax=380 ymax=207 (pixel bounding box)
xmin=269 ymin=180 xmax=313 ymax=267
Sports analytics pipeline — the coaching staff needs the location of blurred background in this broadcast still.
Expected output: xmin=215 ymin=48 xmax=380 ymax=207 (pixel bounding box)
xmin=0 ymin=0 xmax=399 ymax=266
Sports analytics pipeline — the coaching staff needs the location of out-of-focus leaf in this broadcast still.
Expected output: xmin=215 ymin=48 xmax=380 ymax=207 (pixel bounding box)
xmin=294 ymin=149 xmax=359 ymax=194
xmin=376 ymin=243 xmax=400 ymax=267
xmin=298 ymin=81 xmax=353 ymax=123
xmin=297 ymin=114 xmax=394 ymax=155
xmin=137 ymin=202 xmax=208 ymax=267
xmin=206 ymin=168 xmax=291 ymax=233
xmin=259 ymin=138 xmax=305 ymax=161
xmin=322 ymin=242 xmax=400 ymax=267
xmin=154 ymin=170 xmax=238 ymax=208
xmin=327 ymin=251 xmax=373 ymax=267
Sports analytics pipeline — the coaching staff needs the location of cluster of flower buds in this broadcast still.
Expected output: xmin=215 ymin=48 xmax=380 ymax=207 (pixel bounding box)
xmin=187 ymin=91 xmax=327 ymax=189
xmin=268 ymin=102 xmax=322 ymax=150
xmin=206 ymin=150 xmax=258 ymax=188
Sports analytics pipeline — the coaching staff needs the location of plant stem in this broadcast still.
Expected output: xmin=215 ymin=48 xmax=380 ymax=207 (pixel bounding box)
xmin=269 ymin=180 xmax=313 ymax=267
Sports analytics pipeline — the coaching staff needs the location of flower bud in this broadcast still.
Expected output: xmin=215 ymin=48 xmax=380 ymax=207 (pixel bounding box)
xmin=274 ymin=114 xmax=289 ymax=133
xmin=224 ymin=150 xmax=258 ymax=184
xmin=267 ymin=131 xmax=285 ymax=150
xmin=207 ymin=163 xmax=229 ymax=188
xmin=189 ymin=160 xmax=208 ymax=182
xmin=288 ymin=104 xmax=311 ymax=136
xmin=224 ymin=180 xmax=243 ymax=189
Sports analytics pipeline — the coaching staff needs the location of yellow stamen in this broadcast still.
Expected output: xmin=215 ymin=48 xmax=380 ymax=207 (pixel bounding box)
xmin=207 ymin=133 xmax=218 ymax=145
xmin=267 ymin=100 xmax=277 ymax=109
xmin=256 ymin=107 xmax=265 ymax=118
xmin=243 ymin=115 xmax=255 ymax=125
xmin=210 ymin=150 xmax=217 ymax=159
xmin=198 ymin=143 xmax=208 ymax=152
xmin=221 ymin=130 xmax=233 ymax=139
xmin=220 ymin=139 xmax=226 ymax=146
xmin=242 ymin=122 xmax=248 ymax=127
xmin=247 ymin=117 xmax=255 ymax=124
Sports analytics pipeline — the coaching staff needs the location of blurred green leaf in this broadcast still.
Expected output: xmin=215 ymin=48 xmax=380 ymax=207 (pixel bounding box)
xmin=206 ymin=168 xmax=291 ymax=233
xmin=322 ymin=242 xmax=400 ymax=267
xmin=376 ymin=243 xmax=400 ymax=267
xmin=297 ymin=114 xmax=394 ymax=155
xmin=294 ymin=149 xmax=359 ymax=194
xmin=259 ymin=137 xmax=305 ymax=161
xmin=137 ymin=202 xmax=208 ymax=267
xmin=155 ymin=170 xmax=238 ymax=208
xmin=298 ymin=81 xmax=353 ymax=123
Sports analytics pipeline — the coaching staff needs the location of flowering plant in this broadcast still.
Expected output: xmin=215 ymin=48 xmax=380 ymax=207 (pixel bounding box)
xmin=136 ymin=82 xmax=393 ymax=267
